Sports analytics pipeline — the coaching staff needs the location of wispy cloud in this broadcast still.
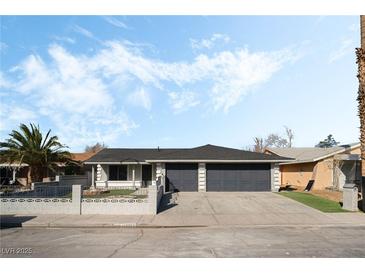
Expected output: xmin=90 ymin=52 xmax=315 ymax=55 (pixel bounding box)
xmin=2 ymin=39 xmax=299 ymax=145
xmin=329 ymin=38 xmax=354 ymax=63
xmin=168 ymin=91 xmax=200 ymax=113
xmin=0 ymin=42 xmax=8 ymax=52
xmin=128 ymin=87 xmax=151 ymax=110
xmin=103 ymin=16 xmax=129 ymax=29
xmin=0 ymin=102 xmax=37 ymax=132
xmin=190 ymin=33 xmax=230 ymax=50
xmin=2 ymin=44 xmax=137 ymax=146
xmin=52 ymin=36 xmax=76 ymax=44
xmin=0 ymin=72 xmax=12 ymax=89
xmin=95 ymin=40 xmax=298 ymax=111
xmin=72 ymin=25 xmax=94 ymax=39
xmin=328 ymin=23 xmax=358 ymax=63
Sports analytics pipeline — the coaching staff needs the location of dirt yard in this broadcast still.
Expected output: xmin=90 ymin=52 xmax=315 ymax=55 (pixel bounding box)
xmin=310 ymin=189 xmax=343 ymax=203
xmin=284 ymin=185 xmax=343 ymax=203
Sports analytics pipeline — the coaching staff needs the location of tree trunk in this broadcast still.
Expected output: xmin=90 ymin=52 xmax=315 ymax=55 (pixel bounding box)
xmin=361 ymin=15 xmax=365 ymax=49
xmin=30 ymin=165 xmax=44 ymax=183
xmin=358 ymin=16 xmax=365 ymax=177
xmin=357 ymin=49 xmax=365 ymax=175
xmin=27 ymin=166 xmax=32 ymax=186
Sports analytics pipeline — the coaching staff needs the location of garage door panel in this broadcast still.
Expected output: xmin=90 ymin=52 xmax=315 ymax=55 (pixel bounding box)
xmin=207 ymin=163 xmax=270 ymax=192
xmin=166 ymin=163 xmax=198 ymax=192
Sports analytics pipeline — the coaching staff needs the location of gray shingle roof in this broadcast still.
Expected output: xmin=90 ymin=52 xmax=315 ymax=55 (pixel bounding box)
xmin=85 ymin=144 xmax=291 ymax=163
xmin=266 ymin=143 xmax=360 ymax=163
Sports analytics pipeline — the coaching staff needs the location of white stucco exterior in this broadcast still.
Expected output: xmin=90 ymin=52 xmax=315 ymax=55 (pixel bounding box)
xmin=91 ymin=161 xmax=281 ymax=192
xmin=271 ymin=163 xmax=280 ymax=192
xmin=198 ymin=163 xmax=206 ymax=192
xmin=94 ymin=163 xmax=156 ymax=188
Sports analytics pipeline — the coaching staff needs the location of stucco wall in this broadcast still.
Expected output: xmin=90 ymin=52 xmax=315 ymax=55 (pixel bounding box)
xmin=270 ymin=163 xmax=280 ymax=191
xmin=314 ymin=159 xmax=334 ymax=189
xmin=281 ymin=160 xmax=334 ymax=190
xmin=198 ymin=163 xmax=206 ymax=192
xmin=349 ymin=147 xmax=361 ymax=155
xmin=280 ymin=162 xmax=316 ymax=188
xmin=100 ymin=165 xmax=108 ymax=181
xmin=1 ymin=184 xmax=163 ymax=215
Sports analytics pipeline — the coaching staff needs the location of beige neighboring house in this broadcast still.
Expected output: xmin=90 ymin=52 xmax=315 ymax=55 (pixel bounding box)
xmin=265 ymin=143 xmax=361 ymax=190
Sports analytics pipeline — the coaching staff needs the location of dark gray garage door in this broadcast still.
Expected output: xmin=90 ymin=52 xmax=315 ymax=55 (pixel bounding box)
xmin=207 ymin=163 xmax=271 ymax=192
xmin=165 ymin=163 xmax=198 ymax=192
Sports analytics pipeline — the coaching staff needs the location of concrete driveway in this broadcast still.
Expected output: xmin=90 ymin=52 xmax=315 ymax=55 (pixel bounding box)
xmin=142 ymin=192 xmax=365 ymax=227
xmin=2 ymin=192 xmax=364 ymax=229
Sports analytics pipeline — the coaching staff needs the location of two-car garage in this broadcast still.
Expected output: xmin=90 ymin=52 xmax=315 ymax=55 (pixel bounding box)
xmin=165 ymin=163 xmax=271 ymax=192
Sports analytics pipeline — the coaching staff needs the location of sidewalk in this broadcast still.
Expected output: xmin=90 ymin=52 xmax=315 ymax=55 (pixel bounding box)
xmin=2 ymin=212 xmax=365 ymax=229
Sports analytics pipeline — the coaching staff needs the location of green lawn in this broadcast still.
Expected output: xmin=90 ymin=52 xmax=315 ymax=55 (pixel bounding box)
xmin=83 ymin=189 xmax=136 ymax=198
xmin=278 ymin=192 xmax=348 ymax=213
xmin=64 ymin=189 xmax=147 ymax=199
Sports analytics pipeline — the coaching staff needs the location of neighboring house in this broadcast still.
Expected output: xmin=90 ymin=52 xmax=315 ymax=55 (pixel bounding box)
xmin=265 ymin=143 xmax=361 ymax=190
xmin=0 ymin=152 xmax=96 ymax=186
xmin=84 ymin=144 xmax=291 ymax=192
xmin=64 ymin=151 xmax=96 ymax=175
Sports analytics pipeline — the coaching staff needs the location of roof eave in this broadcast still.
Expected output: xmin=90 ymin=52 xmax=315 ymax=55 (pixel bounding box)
xmin=85 ymin=159 xmax=293 ymax=164
xmin=145 ymin=159 xmax=293 ymax=163
xmin=84 ymin=161 xmax=149 ymax=165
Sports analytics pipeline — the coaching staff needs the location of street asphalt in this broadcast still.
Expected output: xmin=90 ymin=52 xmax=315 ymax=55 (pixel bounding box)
xmin=1 ymin=225 xmax=365 ymax=257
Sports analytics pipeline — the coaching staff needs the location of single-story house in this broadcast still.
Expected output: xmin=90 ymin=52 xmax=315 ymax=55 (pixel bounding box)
xmin=265 ymin=143 xmax=361 ymax=190
xmin=84 ymin=144 xmax=292 ymax=192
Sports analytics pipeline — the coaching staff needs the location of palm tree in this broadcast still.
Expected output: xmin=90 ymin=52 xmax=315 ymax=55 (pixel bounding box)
xmin=0 ymin=123 xmax=71 ymax=184
xmin=357 ymin=15 xmax=365 ymax=176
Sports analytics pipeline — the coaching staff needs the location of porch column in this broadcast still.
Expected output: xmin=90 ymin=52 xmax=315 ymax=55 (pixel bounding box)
xmin=132 ymin=166 xmax=135 ymax=188
xmin=91 ymin=165 xmax=95 ymax=189
xmin=12 ymin=168 xmax=16 ymax=182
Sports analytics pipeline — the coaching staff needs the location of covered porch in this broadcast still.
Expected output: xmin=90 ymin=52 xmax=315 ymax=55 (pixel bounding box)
xmin=0 ymin=163 xmax=29 ymax=186
xmin=91 ymin=163 xmax=157 ymax=189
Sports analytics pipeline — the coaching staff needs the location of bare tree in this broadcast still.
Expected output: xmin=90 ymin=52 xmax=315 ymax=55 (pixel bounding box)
xmin=284 ymin=126 xmax=294 ymax=148
xmin=253 ymin=137 xmax=265 ymax=152
xmin=250 ymin=126 xmax=295 ymax=152
xmin=84 ymin=142 xmax=107 ymax=153
xmin=265 ymin=133 xmax=289 ymax=148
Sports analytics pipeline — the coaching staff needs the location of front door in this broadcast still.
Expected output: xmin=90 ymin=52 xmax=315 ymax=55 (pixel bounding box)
xmin=142 ymin=165 xmax=152 ymax=187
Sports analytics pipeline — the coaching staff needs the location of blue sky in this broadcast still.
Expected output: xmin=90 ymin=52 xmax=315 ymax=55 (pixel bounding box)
xmin=0 ymin=16 xmax=361 ymax=151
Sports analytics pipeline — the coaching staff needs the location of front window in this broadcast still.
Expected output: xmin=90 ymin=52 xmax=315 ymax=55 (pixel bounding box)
xmin=109 ymin=165 xmax=127 ymax=181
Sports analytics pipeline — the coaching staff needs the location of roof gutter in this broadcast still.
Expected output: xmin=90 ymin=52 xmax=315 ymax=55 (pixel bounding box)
xmin=84 ymin=161 xmax=149 ymax=165
xmin=85 ymin=159 xmax=293 ymax=164
xmin=145 ymin=159 xmax=293 ymax=163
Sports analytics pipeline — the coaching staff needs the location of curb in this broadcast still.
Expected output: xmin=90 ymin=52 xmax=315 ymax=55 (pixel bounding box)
xmin=1 ymin=222 xmax=208 ymax=229
xmin=2 ymin=222 xmax=365 ymax=229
